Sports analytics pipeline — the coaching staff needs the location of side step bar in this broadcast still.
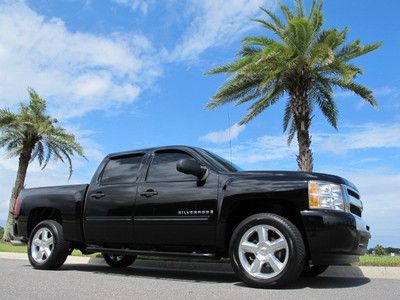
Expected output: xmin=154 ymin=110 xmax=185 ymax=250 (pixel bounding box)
xmin=85 ymin=247 xmax=216 ymax=259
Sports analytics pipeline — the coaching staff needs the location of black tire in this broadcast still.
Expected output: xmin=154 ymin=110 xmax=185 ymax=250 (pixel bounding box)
xmin=28 ymin=220 xmax=70 ymax=270
xmin=230 ymin=213 xmax=306 ymax=288
xmin=103 ymin=254 xmax=136 ymax=268
xmin=301 ymin=265 xmax=329 ymax=277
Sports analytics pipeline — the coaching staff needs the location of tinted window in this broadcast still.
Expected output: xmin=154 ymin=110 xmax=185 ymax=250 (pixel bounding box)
xmin=101 ymin=155 xmax=144 ymax=184
xmin=147 ymin=151 xmax=195 ymax=182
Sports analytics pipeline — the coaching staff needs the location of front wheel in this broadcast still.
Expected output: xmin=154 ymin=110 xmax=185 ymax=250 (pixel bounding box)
xmin=103 ymin=254 xmax=136 ymax=268
xmin=28 ymin=220 xmax=70 ymax=270
xmin=230 ymin=213 xmax=306 ymax=288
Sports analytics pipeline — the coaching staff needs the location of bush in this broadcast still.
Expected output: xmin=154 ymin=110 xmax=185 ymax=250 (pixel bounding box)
xmin=0 ymin=226 xmax=3 ymax=239
xmin=374 ymin=245 xmax=386 ymax=256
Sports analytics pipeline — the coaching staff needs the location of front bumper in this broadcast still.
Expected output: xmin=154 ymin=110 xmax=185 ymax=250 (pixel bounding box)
xmin=301 ymin=210 xmax=370 ymax=265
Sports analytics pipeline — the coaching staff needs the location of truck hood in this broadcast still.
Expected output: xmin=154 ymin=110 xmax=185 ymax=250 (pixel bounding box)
xmin=223 ymin=170 xmax=358 ymax=191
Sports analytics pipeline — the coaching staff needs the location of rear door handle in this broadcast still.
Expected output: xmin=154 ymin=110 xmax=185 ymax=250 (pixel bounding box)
xmin=140 ymin=190 xmax=158 ymax=197
xmin=90 ymin=192 xmax=105 ymax=199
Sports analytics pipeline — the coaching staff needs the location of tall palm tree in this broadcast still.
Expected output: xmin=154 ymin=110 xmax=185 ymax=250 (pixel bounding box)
xmin=1 ymin=88 xmax=85 ymax=241
xmin=206 ymin=0 xmax=382 ymax=172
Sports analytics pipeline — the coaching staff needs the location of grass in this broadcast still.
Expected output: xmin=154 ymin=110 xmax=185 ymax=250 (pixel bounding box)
xmin=0 ymin=242 xmax=27 ymax=253
xmin=0 ymin=242 xmax=94 ymax=257
xmin=1 ymin=242 xmax=399 ymax=266
xmin=355 ymin=255 xmax=400 ymax=267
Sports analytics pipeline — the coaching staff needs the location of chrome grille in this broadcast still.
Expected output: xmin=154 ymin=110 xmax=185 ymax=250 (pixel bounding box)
xmin=345 ymin=186 xmax=363 ymax=217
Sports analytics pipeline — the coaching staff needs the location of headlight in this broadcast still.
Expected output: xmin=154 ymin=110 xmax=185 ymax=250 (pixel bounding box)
xmin=308 ymin=181 xmax=348 ymax=211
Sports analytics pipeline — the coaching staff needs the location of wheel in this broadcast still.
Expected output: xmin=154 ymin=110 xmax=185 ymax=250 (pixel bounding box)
xmin=301 ymin=265 xmax=329 ymax=277
xmin=103 ymin=253 xmax=136 ymax=268
xmin=28 ymin=220 xmax=70 ymax=270
xmin=230 ymin=213 xmax=306 ymax=288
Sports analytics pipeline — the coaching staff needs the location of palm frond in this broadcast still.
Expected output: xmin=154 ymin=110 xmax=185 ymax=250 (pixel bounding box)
xmin=330 ymin=79 xmax=378 ymax=108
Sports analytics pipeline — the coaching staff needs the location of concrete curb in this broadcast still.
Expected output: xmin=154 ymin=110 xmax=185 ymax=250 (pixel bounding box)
xmin=1 ymin=252 xmax=399 ymax=280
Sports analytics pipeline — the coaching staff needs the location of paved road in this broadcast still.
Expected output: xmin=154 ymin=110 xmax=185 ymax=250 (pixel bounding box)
xmin=1 ymin=258 xmax=399 ymax=300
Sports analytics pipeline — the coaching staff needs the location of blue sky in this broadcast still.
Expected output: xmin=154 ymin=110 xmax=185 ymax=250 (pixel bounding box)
xmin=0 ymin=0 xmax=399 ymax=247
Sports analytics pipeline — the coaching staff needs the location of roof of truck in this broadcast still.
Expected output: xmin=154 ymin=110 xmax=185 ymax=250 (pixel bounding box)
xmin=107 ymin=145 xmax=202 ymax=158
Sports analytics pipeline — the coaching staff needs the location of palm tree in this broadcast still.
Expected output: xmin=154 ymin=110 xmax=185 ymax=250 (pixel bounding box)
xmin=205 ymin=0 xmax=382 ymax=172
xmin=1 ymin=88 xmax=85 ymax=241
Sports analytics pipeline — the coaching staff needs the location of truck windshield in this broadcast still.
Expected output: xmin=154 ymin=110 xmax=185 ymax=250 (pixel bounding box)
xmin=197 ymin=149 xmax=243 ymax=172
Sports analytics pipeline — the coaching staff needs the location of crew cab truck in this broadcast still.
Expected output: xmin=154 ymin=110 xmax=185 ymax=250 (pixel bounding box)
xmin=11 ymin=146 xmax=370 ymax=288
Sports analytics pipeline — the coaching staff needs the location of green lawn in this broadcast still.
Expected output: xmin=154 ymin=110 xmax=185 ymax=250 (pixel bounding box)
xmin=0 ymin=242 xmax=93 ymax=256
xmin=355 ymin=255 xmax=400 ymax=267
xmin=0 ymin=242 xmax=27 ymax=253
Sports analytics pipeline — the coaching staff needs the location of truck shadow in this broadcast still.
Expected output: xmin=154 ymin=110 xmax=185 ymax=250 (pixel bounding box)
xmin=58 ymin=262 xmax=371 ymax=289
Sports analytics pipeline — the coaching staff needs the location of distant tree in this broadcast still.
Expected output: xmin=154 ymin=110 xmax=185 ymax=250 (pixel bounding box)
xmin=386 ymin=247 xmax=400 ymax=255
xmin=0 ymin=226 xmax=4 ymax=239
xmin=374 ymin=245 xmax=386 ymax=256
xmin=0 ymin=88 xmax=85 ymax=241
xmin=205 ymin=0 xmax=382 ymax=172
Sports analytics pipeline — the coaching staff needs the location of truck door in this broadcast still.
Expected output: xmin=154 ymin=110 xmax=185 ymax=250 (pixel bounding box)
xmin=83 ymin=153 xmax=146 ymax=245
xmin=135 ymin=150 xmax=218 ymax=247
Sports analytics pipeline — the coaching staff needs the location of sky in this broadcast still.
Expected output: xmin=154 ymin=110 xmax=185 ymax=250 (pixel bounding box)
xmin=0 ymin=0 xmax=399 ymax=247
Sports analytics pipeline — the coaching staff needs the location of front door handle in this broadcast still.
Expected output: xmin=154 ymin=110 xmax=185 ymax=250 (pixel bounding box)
xmin=90 ymin=192 xmax=105 ymax=199
xmin=140 ymin=189 xmax=158 ymax=197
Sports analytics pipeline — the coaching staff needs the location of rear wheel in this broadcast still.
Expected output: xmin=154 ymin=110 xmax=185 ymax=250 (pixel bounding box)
xmin=28 ymin=220 xmax=70 ymax=270
xmin=230 ymin=213 xmax=305 ymax=288
xmin=103 ymin=254 xmax=136 ymax=268
xmin=301 ymin=265 xmax=329 ymax=277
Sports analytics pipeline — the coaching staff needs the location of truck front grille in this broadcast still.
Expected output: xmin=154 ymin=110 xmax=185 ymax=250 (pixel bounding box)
xmin=346 ymin=187 xmax=363 ymax=217
xmin=350 ymin=204 xmax=362 ymax=217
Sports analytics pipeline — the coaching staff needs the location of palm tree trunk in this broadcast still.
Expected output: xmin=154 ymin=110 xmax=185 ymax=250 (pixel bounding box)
xmin=291 ymin=90 xmax=313 ymax=172
xmin=2 ymin=147 xmax=32 ymax=241
xmin=296 ymin=121 xmax=313 ymax=172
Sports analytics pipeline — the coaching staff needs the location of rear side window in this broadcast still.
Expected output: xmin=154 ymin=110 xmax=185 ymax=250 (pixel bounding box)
xmin=146 ymin=151 xmax=195 ymax=182
xmin=101 ymin=155 xmax=144 ymax=184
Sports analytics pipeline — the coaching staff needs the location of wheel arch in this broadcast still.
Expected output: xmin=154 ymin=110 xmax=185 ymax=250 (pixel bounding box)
xmin=27 ymin=207 xmax=62 ymax=238
xmin=218 ymin=198 xmax=310 ymax=258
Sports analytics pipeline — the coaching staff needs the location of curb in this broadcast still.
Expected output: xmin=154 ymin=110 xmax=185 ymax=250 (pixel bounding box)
xmin=1 ymin=252 xmax=399 ymax=280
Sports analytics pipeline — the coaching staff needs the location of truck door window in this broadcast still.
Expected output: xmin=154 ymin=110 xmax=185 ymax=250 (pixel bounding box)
xmin=101 ymin=155 xmax=144 ymax=184
xmin=146 ymin=151 xmax=195 ymax=182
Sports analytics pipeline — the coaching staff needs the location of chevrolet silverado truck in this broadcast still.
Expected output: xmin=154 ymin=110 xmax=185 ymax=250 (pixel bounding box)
xmin=11 ymin=145 xmax=370 ymax=288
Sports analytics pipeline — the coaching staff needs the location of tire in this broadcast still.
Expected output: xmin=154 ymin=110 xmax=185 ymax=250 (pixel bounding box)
xmin=103 ymin=253 xmax=136 ymax=268
xmin=28 ymin=220 xmax=70 ymax=270
xmin=301 ymin=265 xmax=329 ymax=277
xmin=230 ymin=213 xmax=306 ymax=288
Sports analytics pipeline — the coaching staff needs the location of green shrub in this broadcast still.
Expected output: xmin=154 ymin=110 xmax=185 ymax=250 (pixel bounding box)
xmin=0 ymin=226 xmax=3 ymax=238
xmin=374 ymin=245 xmax=386 ymax=256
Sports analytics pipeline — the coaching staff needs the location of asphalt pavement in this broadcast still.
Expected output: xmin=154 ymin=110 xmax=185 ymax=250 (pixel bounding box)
xmin=1 ymin=258 xmax=399 ymax=299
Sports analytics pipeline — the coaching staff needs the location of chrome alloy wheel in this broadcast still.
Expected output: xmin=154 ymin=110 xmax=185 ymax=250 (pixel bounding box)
xmin=238 ymin=225 xmax=289 ymax=279
xmin=31 ymin=228 xmax=54 ymax=263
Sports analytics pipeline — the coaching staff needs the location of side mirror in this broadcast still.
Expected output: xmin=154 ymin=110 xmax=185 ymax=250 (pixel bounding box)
xmin=176 ymin=158 xmax=208 ymax=180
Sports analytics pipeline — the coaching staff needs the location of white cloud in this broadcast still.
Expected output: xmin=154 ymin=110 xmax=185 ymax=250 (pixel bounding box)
xmin=316 ymin=123 xmax=400 ymax=155
xmin=200 ymin=123 xmax=246 ymax=143
xmin=206 ymin=122 xmax=400 ymax=165
xmin=171 ymin=0 xmax=274 ymax=61
xmin=112 ymin=0 xmax=154 ymax=14
xmin=209 ymin=134 xmax=297 ymax=165
xmin=0 ymin=0 xmax=161 ymax=118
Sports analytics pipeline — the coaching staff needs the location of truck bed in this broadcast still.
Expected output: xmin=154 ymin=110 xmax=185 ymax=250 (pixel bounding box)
xmin=19 ymin=184 xmax=89 ymax=242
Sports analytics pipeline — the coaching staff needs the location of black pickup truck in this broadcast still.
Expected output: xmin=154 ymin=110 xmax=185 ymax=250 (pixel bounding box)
xmin=11 ymin=145 xmax=370 ymax=288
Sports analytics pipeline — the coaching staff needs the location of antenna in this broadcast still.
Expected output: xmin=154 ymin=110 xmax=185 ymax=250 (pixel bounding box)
xmin=227 ymin=111 xmax=233 ymax=164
